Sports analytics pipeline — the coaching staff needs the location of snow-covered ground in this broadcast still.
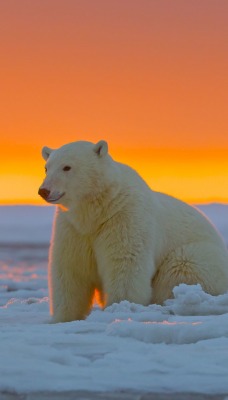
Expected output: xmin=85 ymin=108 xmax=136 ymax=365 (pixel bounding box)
xmin=0 ymin=204 xmax=228 ymax=395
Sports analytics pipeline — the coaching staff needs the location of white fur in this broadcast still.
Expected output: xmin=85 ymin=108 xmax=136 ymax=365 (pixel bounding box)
xmin=39 ymin=140 xmax=228 ymax=322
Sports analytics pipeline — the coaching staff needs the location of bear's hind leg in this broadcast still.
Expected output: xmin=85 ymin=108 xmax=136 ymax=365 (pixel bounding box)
xmin=152 ymin=242 xmax=228 ymax=305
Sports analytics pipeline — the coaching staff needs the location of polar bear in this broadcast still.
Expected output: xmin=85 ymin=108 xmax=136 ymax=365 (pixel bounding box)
xmin=38 ymin=140 xmax=228 ymax=322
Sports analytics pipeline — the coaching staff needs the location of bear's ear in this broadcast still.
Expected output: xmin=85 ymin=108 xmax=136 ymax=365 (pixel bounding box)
xmin=93 ymin=140 xmax=108 ymax=158
xmin=42 ymin=146 xmax=53 ymax=161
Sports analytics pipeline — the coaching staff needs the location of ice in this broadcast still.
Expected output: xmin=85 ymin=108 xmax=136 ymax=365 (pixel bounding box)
xmin=0 ymin=204 xmax=228 ymax=394
xmin=1 ymin=284 xmax=228 ymax=394
xmin=198 ymin=203 xmax=228 ymax=245
xmin=0 ymin=205 xmax=54 ymax=244
xmin=0 ymin=204 xmax=227 ymax=245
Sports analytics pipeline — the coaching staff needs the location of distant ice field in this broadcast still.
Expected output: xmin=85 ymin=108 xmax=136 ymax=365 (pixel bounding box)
xmin=1 ymin=203 xmax=228 ymax=246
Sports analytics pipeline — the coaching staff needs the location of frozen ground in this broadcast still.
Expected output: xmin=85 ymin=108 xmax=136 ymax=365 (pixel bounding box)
xmin=0 ymin=204 xmax=228 ymax=397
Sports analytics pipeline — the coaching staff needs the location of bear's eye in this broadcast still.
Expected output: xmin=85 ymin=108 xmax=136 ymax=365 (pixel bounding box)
xmin=63 ymin=166 xmax=71 ymax=172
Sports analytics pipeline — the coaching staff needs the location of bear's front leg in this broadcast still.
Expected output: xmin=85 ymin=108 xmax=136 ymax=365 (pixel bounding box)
xmin=50 ymin=266 xmax=94 ymax=323
xmin=49 ymin=211 xmax=95 ymax=322
xmin=94 ymin=217 xmax=154 ymax=307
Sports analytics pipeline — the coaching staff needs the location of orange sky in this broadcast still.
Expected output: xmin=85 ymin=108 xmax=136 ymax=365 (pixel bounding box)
xmin=0 ymin=0 xmax=228 ymax=204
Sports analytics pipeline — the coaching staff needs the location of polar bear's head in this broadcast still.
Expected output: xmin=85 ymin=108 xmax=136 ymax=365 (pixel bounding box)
xmin=38 ymin=140 xmax=113 ymax=208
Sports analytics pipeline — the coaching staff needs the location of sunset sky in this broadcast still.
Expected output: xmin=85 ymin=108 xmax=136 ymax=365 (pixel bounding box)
xmin=0 ymin=0 xmax=227 ymax=205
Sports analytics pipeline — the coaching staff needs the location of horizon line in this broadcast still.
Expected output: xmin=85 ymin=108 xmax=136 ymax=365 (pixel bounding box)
xmin=1 ymin=198 xmax=228 ymax=207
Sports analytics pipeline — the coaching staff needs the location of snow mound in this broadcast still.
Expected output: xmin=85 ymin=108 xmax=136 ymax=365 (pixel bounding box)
xmin=165 ymin=283 xmax=228 ymax=315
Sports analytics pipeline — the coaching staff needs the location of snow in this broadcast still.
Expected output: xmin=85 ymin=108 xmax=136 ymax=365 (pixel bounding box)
xmin=0 ymin=204 xmax=228 ymax=394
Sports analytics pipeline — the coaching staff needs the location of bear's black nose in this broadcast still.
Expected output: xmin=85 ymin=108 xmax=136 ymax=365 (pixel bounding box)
xmin=38 ymin=188 xmax=50 ymax=200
